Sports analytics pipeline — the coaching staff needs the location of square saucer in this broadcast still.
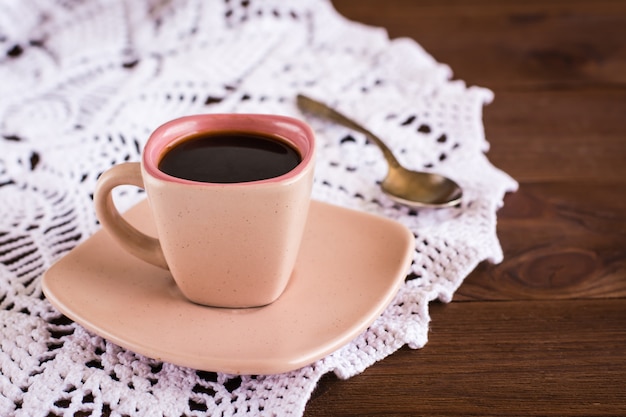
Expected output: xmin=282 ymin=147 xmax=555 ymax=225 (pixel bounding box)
xmin=42 ymin=200 xmax=414 ymax=375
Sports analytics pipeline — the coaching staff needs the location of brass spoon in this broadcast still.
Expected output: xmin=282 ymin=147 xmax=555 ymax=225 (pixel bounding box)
xmin=296 ymin=94 xmax=463 ymax=208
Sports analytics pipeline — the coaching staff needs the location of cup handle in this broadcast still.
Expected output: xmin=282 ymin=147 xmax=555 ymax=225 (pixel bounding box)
xmin=94 ymin=162 xmax=169 ymax=270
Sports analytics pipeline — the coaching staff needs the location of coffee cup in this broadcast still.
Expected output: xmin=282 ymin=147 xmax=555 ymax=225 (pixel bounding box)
xmin=94 ymin=114 xmax=316 ymax=308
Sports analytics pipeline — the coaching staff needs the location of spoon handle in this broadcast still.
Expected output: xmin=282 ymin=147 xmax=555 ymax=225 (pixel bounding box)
xmin=296 ymin=94 xmax=401 ymax=168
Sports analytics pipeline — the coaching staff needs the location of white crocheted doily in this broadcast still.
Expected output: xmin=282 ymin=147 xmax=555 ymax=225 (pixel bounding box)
xmin=0 ymin=0 xmax=518 ymax=415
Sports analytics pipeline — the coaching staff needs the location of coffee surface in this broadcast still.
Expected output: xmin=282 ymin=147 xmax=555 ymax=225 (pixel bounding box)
xmin=158 ymin=132 xmax=301 ymax=183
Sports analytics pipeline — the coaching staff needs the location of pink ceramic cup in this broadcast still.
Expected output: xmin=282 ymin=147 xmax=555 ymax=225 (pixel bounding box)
xmin=94 ymin=114 xmax=316 ymax=308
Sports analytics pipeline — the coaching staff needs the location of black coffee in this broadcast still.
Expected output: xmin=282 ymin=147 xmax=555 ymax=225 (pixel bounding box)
xmin=158 ymin=132 xmax=301 ymax=183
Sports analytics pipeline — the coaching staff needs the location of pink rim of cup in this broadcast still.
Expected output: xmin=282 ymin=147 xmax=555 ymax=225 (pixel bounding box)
xmin=143 ymin=114 xmax=315 ymax=186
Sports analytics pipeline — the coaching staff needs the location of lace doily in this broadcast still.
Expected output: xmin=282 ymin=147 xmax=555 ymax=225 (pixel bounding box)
xmin=0 ymin=0 xmax=518 ymax=415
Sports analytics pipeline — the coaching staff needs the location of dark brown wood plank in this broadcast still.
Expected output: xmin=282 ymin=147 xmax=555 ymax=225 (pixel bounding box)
xmin=332 ymin=0 xmax=626 ymax=90
xmin=456 ymin=181 xmax=626 ymax=301
xmin=305 ymin=299 xmax=626 ymax=416
xmin=484 ymin=90 xmax=626 ymax=182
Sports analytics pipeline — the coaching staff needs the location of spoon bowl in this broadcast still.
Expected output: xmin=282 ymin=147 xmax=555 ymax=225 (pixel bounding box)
xmin=296 ymin=94 xmax=463 ymax=208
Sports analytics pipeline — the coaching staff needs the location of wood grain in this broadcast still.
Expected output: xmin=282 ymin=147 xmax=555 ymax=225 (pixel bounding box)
xmin=457 ymin=182 xmax=626 ymax=301
xmin=332 ymin=0 xmax=626 ymax=90
xmin=303 ymin=0 xmax=626 ymax=415
xmin=483 ymin=90 xmax=626 ymax=182
xmin=306 ymin=300 xmax=626 ymax=416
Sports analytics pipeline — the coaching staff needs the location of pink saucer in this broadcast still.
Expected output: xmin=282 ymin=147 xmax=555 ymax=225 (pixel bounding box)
xmin=42 ymin=200 xmax=414 ymax=375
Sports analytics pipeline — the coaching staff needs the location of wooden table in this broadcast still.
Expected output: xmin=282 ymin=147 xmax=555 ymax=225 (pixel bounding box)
xmin=306 ymin=1 xmax=626 ymax=415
